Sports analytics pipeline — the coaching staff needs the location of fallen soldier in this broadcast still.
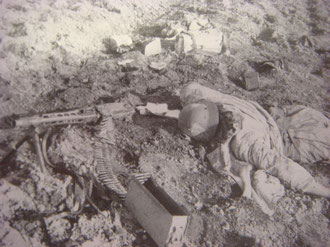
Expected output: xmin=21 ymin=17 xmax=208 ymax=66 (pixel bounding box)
xmin=137 ymin=83 xmax=330 ymax=214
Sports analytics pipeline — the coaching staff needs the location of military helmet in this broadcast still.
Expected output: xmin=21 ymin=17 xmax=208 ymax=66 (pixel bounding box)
xmin=178 ymin=100 xmax=219 ymax=142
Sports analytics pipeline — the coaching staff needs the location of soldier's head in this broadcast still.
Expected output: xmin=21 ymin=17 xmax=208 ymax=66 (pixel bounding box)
xmin=178 ymin=100 xmax=219 ymax=142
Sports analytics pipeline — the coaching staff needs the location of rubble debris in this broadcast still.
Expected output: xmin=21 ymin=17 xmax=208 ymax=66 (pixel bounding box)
xmin=176 ymin=33 xmax=194 ymax=53
xmin=299 ymin=35 xmax=313 ymax=47
xmin=257 ymin=27 xmax=276 ymax=42
xmin=160 ymin=25 xmax=178 ymax=38
xmin=253 ymin=170 xmax=285 ymax=207
xmin=136 ymin=102 xmax=168 ymax=115
xmin=136 ymin=103 xmax=180 ymax=119
xmin=227 ymin=62 xmax=259 ymax=91
xmin=220 ymin=32 xmax=230 ymax=55
xmin=188 ymin=20 xmax=201 ymax=31
xmin=125 ymin=178 xmax=189 ymax=247
xmin=103 ymin=35 xmax=133 ymax=54
xmin=149 ymin=61 xmax=167 ymax=72
xmin=117 ymin=59 xmax=139 ymax=72
xmin=197 ymin=18 xmax=209 ymax=27
xmin=175 ymin=29 xmax=224 ymax=55
xmin=139 ymin=23 xmax=167 ymax=38
xmin=126 ymin=93 xmax=143 ymax=107
xmin=253 ymin=59 xmax=285 ymax=74
xmin=194 ymin=201 xmax=204 ymax=210
xmin=241 ymin=69 xmax=260 ymax=90
xmin=144 ymin=38 xmax=162 ymax=57
xmin=192 ymin=29 xmax=224 ymax=54
xmin=45 ymin=215 xmax=72 ymax=243
xmin=117 ymin=59 xmax=134 ymax=66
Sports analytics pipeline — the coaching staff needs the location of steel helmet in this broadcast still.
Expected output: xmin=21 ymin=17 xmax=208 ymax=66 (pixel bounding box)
xmin=178 ymin=100 xmax=219 ymax=142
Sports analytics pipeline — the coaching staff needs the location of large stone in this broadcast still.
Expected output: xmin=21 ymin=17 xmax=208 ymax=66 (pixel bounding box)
xmin=144 ymin=38 xmax=162 ymax=57
xmin=192 ymin=29 xmax=224 ymax=54
xmin=241 ymin=69 xmax=259 ymax=90
xmin=104 ymin=35 xmax=133 ymax=54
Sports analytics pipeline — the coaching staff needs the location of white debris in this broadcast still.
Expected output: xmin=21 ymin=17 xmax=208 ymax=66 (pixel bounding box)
xmin=144 ymin=38 xmax=162 ymax=57
xmin=117 ymin=59 xmax=138 ymax=71
xmin=149 ymin=61 xmax=167 ymax=71
xmin=194 ymin=201 xmax=204 ymax=210
xmin=189 ymin=18 xmax=209 ymax=31
xmin=108 ymin=35 xmax=133 ymax=53
xmin=136 ymin=103 xmax=180 ymax=119
xmin=189 ymin=20 xmax=201 ymax=31
xmin=198 ymin=18 xmax=209 ymax=27
xmin=113 ymin=35 xmax=133 ymax=46
xmin=117 ymin=59 xmax=134 ymax=66
xmin=176 ymin=33 xmax=194 ymax=53
xmin=192 ymin=29 xmax=224 ymax=54
xmin=137 ymin=103 xmax=168 ymax=115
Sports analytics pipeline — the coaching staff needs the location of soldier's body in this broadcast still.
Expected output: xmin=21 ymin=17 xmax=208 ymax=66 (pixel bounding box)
xmin=179 ymin=83 xmax=330 ymax=198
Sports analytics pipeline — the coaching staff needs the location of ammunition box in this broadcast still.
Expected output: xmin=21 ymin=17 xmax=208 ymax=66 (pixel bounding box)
xmin=125 ymin=178 xmax=189 ymax=247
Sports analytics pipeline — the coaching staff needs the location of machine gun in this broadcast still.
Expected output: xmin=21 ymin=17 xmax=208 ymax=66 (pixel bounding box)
xmin=0 ymin=102 xmax=135 ymax=173
xmin=0 ymin=107 xmax=100 ymax=171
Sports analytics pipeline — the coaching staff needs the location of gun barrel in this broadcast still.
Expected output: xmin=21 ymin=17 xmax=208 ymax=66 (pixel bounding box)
xmin=15 ymin=107 xmax=100 ymax=127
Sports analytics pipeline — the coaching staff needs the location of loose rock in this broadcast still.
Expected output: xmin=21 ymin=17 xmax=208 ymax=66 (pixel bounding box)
xmin=118 ymin=59 xmax=139 ymax=71
xmin=189 ymin=20 xmax=201 ymax=31
xmin=103 ymin=35 xmax=133 ymax=54
xmin=176 ymin=33 xmax=194 ymax=53
xmin=192 ymin=29 xmax=224 ymax=54
xmin=241 ymin=69 xmax=260 ymax=90
xmin=144 ymin=38 xmax=162 ymax=57
xmin=149 ymin=61 xmax=167 ymax=72
xmin=45 ymin=216 xmax=72 ymax=243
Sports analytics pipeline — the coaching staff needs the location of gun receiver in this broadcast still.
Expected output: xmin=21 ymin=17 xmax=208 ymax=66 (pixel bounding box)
xmin=15 ymin=107 xmax=100 ymax=128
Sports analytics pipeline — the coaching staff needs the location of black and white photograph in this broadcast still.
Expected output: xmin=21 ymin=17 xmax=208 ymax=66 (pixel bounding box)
xmin=0 ymin=0 xmax=329 ymax=246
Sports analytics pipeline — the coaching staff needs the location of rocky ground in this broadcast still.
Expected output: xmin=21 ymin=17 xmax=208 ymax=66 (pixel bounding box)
xmin=0 ymin=0 xmax=329 ymax=246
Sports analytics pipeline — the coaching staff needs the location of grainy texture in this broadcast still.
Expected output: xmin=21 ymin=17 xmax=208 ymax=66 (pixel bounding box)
xmin=0 ymin=0 xmax=329 ymax=246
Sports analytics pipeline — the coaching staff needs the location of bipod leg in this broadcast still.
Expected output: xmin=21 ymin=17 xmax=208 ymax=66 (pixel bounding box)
xmin=34 ymin=128 xmax=49 ymax=175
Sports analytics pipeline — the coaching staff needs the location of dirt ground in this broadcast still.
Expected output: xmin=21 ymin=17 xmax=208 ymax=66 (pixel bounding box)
xmin=0 ymin=0 xmax=329 ymax=246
